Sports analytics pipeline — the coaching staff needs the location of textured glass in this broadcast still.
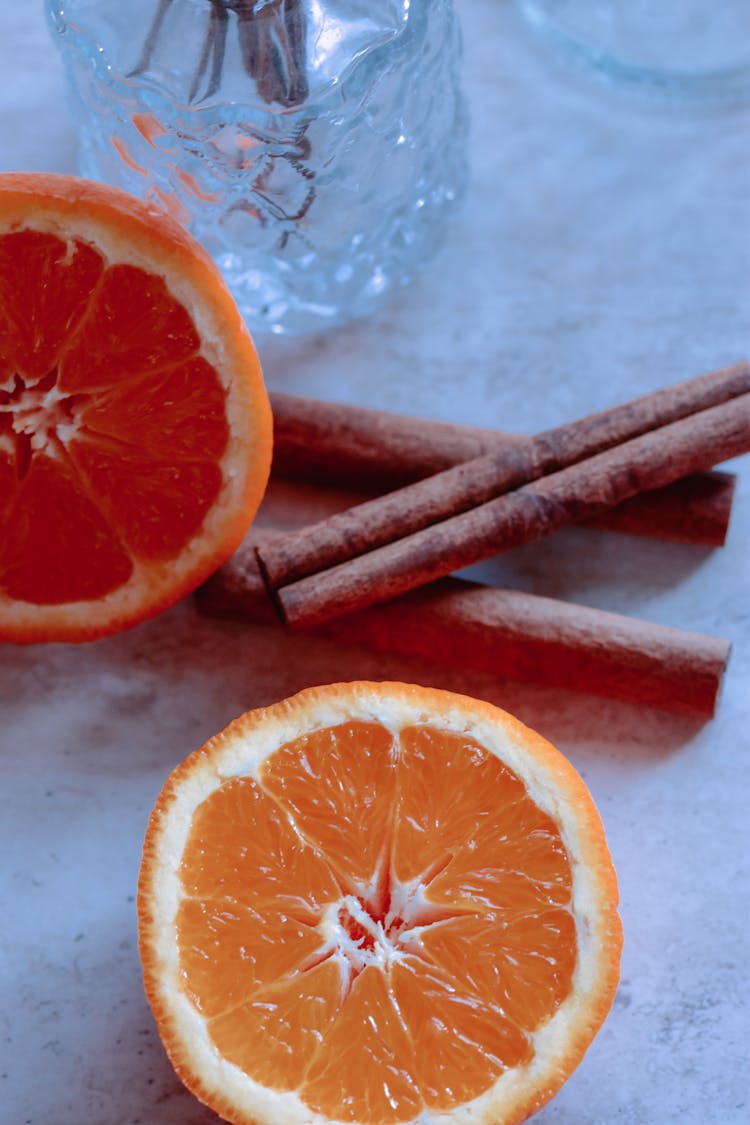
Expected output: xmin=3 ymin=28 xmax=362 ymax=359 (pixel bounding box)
xmin=47 ymin=0 xmax=468 ymax=335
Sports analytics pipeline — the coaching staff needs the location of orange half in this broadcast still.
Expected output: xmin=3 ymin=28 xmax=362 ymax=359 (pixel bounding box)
xmin=0 ymin=173 xmax=272 ymax=642
xmin=138 ymin=681 xmax=622 ymax=1125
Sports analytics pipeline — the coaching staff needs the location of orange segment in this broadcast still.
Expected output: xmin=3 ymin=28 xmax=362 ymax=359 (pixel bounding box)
xmin=260 ymin=720 xmax=398 ymax=892
xmin=58 ymin=262 xmax=201 ymax=392
xmin=300 ymin=966 xmax=422 ymax=1125
xmin=413 ymin=909 xmax=577 ymax=1030
xmin=69 ymin=441 xmax=224 ymax=560
xmin=0 ymin=173 xmax=272 ymax=642
xmin=0 ymin=445 xmax=20 ymax=540
xmin=0 ymin=228 xmax=104 ymax=382
xmin=138 ymin=682 xmax=622 ymax=1125
xmin=390 ymin=956 xmax=531 ymax=1109
xmin=0 ymin=453 xmax=132 ymax=603
xmin=179 ymin=775 xmax=340 ymax=913
xmin=426 ymin=799 xmax=573 ymax=915
xmin=392 ymin=725 xmax=528 ymax=884
xmin=177 ymin=898 xmax=326 ymax=1019
xmin=207 ymin=960 xmax=343 ymax=1089
xmin=76 ymin=357 xmax=229 ymax=461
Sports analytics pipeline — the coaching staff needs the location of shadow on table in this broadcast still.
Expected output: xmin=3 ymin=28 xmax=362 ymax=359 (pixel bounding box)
xmin=0 ymin=513 xmax=719 ymax=777
xmin=100 ymin=594 xmax=710 ymax=770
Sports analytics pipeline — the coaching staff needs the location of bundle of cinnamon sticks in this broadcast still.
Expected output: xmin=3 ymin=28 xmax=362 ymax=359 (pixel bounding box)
xmin=198 ymin=362 xmax=750 ymax=716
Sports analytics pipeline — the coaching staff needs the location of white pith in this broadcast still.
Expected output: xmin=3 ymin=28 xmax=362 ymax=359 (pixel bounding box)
xmin=141 ymin=683 xmax=621 ymax=1125
xmin=0 ymin=376 xmax=83 ymax=453
xmin=316 ymin=896 xmax=406 ymax=986
xmin=299 ymin=852 xmax=469 ymax=1001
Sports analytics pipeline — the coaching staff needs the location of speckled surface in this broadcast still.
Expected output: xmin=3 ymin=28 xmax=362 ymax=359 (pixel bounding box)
xmin=2 ymin=4 xmax=749 ymax=1124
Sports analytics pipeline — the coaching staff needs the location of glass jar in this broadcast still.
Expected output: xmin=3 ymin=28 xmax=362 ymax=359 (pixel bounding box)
xmin=47 ymin=0 xmax=468 ymax=336
xmin=516 ymin=0 xmax=750 ymax=103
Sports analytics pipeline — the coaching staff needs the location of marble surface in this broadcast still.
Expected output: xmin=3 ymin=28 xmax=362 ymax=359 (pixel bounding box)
xmin=2 ymin=3 xmax=750 ymax=1124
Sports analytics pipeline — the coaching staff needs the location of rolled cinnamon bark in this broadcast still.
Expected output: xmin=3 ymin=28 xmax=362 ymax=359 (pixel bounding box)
xmin=271 ymin=393 xmax=750 ymax=629
xmin=581 ymin=471 xmax=735 ymax=544
xmin=263 ymin=361 xmax=749 ymax=589
xmin=197 ymin=536 xmax=730 ymax=718
xmin=269 ymin=390 xmax=522 ymax=488
xmin=271 ymin=389 xmax=737 ymax=547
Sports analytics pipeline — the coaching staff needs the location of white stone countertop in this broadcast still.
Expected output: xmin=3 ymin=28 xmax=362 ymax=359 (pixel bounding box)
xmin=1 ymin=3 xmax=749 ymax=1124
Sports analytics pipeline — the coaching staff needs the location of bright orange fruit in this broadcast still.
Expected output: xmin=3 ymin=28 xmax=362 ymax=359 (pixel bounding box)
xmin=0 ymin=173 xmax=272 ymax=642
xmin=138 ymin=681 xmax=622 ymax=1125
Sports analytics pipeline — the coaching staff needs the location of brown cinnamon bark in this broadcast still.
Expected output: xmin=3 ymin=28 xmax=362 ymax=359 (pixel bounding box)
xmin=271 ymin=392 xmax=750 ymax=629
xmin=270 ymin=391 xmax=736 ymax=547
xmin=263 ymin=361 xmax=749 ymax=589
xmin=581 ymin=471 xmax=735 ymax=544
xmin=197 ymin=535 xmax=730 ymax=717
xmin=269 ymin=390 xmax=516 ymax=488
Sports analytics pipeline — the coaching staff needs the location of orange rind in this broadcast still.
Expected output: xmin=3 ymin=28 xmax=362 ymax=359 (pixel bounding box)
xmin=138 ymin=681 xmax=622 ymax=1125
xmin=0 ymin=173 xmax=272 ymax=642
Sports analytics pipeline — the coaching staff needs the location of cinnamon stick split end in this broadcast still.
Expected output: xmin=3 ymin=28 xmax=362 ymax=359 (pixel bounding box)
xmin=196 ymin=543 xmax=730 ymax=718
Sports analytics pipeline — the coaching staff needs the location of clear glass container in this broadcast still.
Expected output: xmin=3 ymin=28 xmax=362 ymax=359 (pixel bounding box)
xmin=47 ymin=0 xmax=468 ymax=336
xmin=516 ymin=0 xmax=750 ymax=103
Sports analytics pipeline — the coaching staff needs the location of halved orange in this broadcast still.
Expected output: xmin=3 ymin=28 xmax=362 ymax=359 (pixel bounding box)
xmin=0 ymin=173 xmax=272 ymax=643
xmin=138 ymin=681 xmax=622 ymax=1125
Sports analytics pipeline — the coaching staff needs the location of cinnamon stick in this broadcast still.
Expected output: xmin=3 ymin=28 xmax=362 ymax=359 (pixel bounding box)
xmin=262 ymin=362 xmax=749 ymax=590
xmin=269 ymin=391 xmax=737 ymax=547
xmin=269 ymin=391 xmax=750 ymax=629
xmin=197 ymin=535 xmax=730 ymax=717
xmin=269 ymin=390 xmax=524 ymax=488
xmin=581 ymin=471 xmax=735 ymax=544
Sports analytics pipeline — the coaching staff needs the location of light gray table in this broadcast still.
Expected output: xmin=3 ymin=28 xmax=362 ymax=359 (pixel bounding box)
xmin=1 ymin=4 xmax=749 ymax=1124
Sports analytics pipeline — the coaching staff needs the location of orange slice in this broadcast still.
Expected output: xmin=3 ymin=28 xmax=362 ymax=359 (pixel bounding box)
xmin=138 ymin=681 xmax=622 ymax=1125
xmin=0 ymin=173 xmax=272 ymax=642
